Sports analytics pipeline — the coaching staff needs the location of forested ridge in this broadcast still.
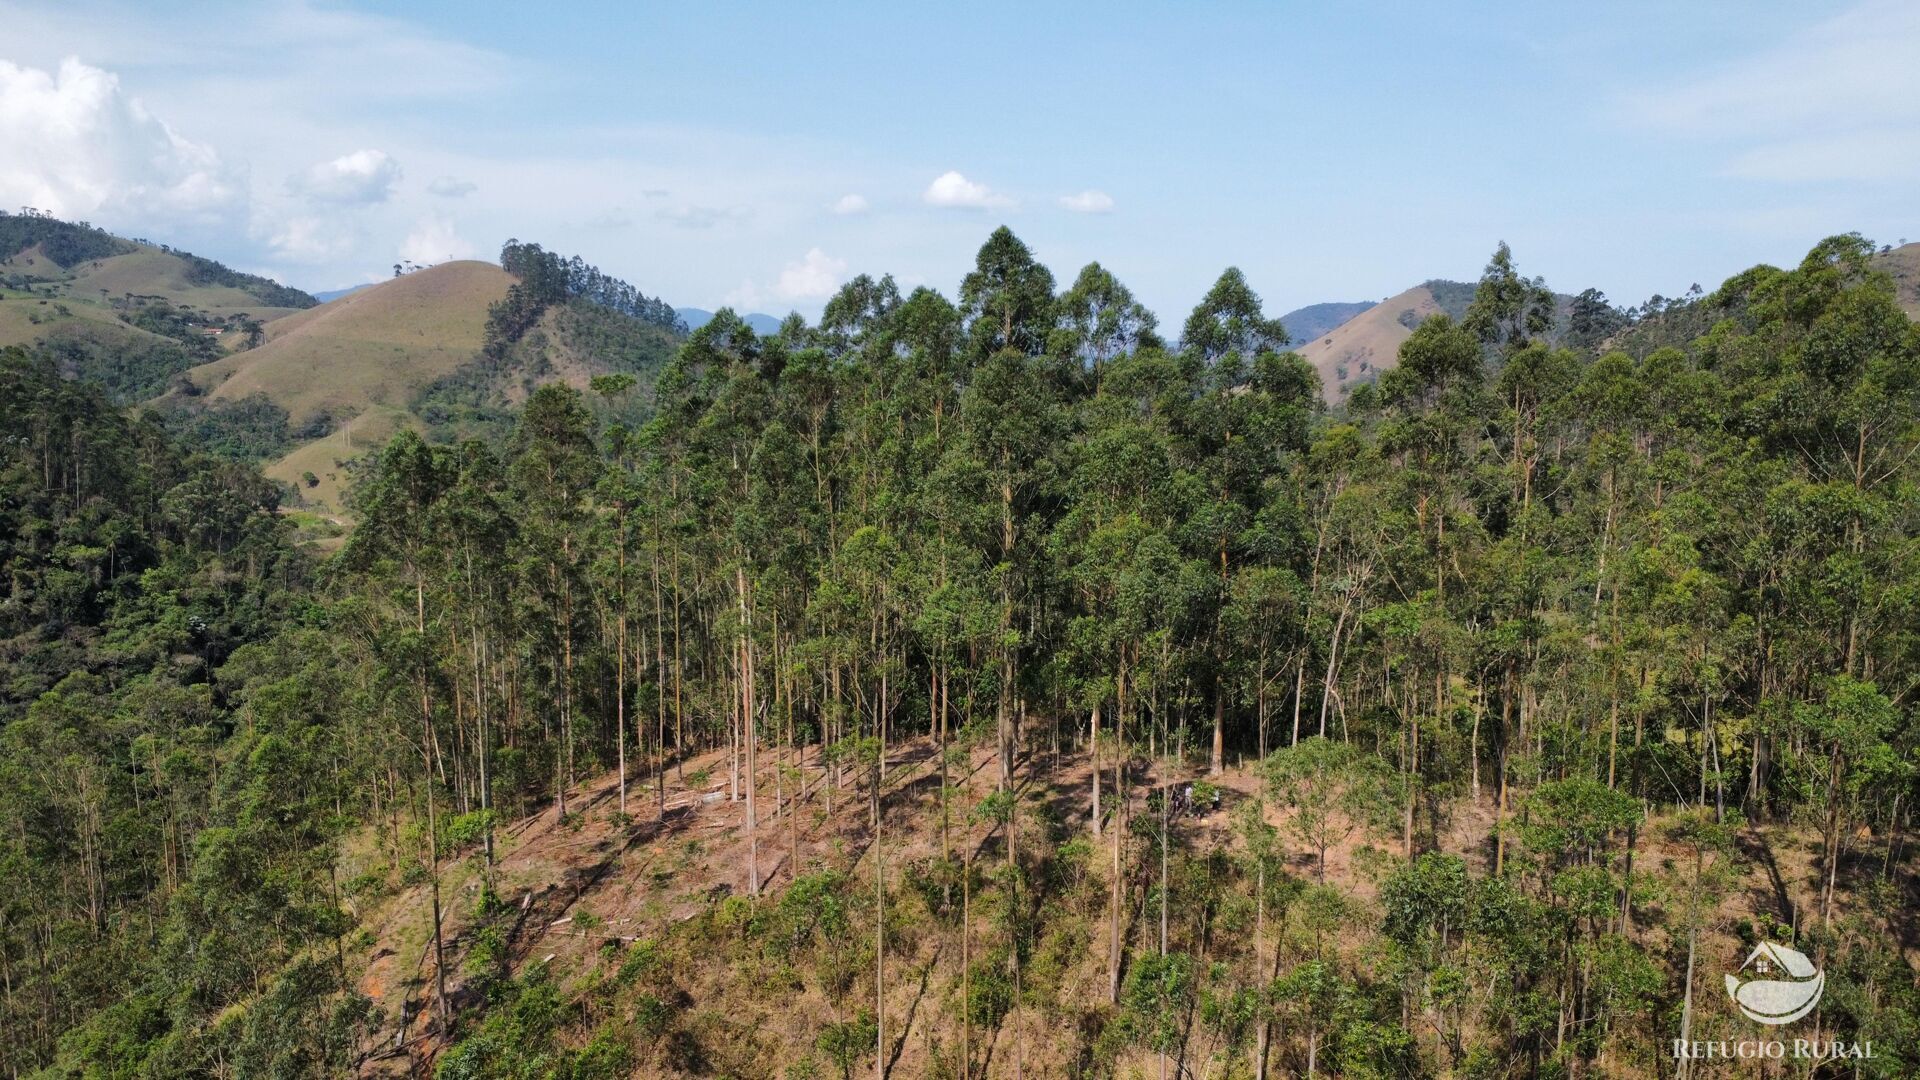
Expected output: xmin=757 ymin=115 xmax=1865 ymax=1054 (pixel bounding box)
xmin=3 ymin=228 xmax=1919 ymax=1078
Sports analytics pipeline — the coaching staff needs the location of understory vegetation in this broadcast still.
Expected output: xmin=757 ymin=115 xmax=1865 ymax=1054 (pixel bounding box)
xmin=2 ymin=229 xmax=1918 ymax=1078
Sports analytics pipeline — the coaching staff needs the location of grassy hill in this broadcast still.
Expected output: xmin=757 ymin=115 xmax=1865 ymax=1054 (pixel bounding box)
xmin=0 ymin=213 xmax=317 ymax=400
xmin=160 ymin=256 xmax=681 ymax=515
xmin=179 ymin=260 xmax=513 ymax=430
xmin=1295 ymin=284 xmax=1451 ymax=400
xmin=1880 ymin=241 xmax=1920 ymax=317
xmin=0 ymin=214 xmax=316 ymax=325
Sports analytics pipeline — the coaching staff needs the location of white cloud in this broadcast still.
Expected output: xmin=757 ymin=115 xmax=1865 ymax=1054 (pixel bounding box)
xmin=427 ymin=175 xmax=476 ymax=198
xmin=720 ymin=248 xmax=847 ymax=310
xmin=773 ymin=248 xmax=847 ymax=301
xmin=923 ymin=170 xmax=1013 ymax=209
xmin=722 ymin=279 xmax=763 ymax=310
xmin=1623 ymin=1 xmax=1920 ymax=182
xmin=0 ymin=57 xmax=244 ymax=227
xmin=399 ymin=215 xmax=475 ymax=265
xmin=1059 ymin=189 xmax=1115 ymax=213
xmin=832 ymin=193 xmax=869 ymax=215
xmin=291 ymin=149 xmax=401 ymax=205
xmin=266 ymin=215 xmax=355 ymax=263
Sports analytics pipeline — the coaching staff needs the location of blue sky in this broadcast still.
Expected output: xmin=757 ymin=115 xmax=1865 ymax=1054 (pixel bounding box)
xmin=3 ymin=0 xmax=1915 ymax=322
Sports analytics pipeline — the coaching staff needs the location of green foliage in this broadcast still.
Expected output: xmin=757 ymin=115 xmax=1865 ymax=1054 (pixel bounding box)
xmin=1262 ymin=737 xmax=1399 ymax=879
xmin=150 ymin=392 xmax=296 ymax=460
xmin=9 ymin=225 xmax=1920 ymax=1078
xmin=34 ymin=330 xmax=204 ymax=403
xmin=815 ymin=1010 xmax=876 ymax=1080
xmin=1121 ymin=951 xmax=1194 ymax=1054
xmin=1379 ymin=852 xmax=1468 ymax=951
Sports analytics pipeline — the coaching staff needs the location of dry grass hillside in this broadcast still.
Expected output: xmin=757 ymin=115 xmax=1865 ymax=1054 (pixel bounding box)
xmin=1296 ymin=284 xmax=1446 ymax=401
xmin=183 ymin=261 xmax=511 ymax=428
xmin=266 ymin=405 xmax=421 ymax=519
xmin=1879 ymin=241 xmax=1920 ymax=317
xmin=0 ymin=276 xmax=174 ymax=346
xmin=66 ymin=247 xmax=311 ymax=320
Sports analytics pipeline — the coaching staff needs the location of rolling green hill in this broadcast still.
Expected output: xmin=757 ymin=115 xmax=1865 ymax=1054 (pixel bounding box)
xmin=0 ymin=212 xmax=317 ymax=400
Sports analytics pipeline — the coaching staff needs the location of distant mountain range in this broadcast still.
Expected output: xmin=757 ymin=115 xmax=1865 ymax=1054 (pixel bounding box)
xmin=1277 ymin=300 xmax=1377 ymax=348
xmin=677 ymin=307 xmax=784 ymax=336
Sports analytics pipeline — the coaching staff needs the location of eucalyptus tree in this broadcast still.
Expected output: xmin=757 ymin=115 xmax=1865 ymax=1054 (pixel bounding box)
xmin=1177 ymin=269 xmax=1296 ymax=772
xmin=960 ymin=226 xmax=1056 ymax=361
xmin=507 ymin=385 xmax=600 ymax=815
xmin=1052 ymin=260 xmax=1161 ymax=388
xmin=343 ymin=429 xmax=460 ymax=1030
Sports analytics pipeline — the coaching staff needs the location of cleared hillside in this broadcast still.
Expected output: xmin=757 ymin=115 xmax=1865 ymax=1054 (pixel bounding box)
xmin=184 ymin=260 xmax=511 ymax=429
xmin=1295 ymin=284 xmax=1447 ymax=400
xmin=338 ymin=734 xmax=1910 ymax=1079
xmin=1880 ymin=241 xmax=1920 ymax=317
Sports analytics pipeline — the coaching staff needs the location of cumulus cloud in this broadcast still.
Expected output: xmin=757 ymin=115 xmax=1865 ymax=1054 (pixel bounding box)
xmin=0 ymin=57 xmax=244 ymax=227
xmin=923 ymin=170 xmax=1012 ymax=209
xmin=427 ymin=175 xmax=476 ymax=198
xmin=831 ymin=193 xmax=869 ymax=215
xmin=773 ymin=248 xmax=847 ymax=301
xmin=399 ymin=215 xmax=475 ymax=265
xmin=1059 ymin=189 xmax=1115 ymax=213
xmin=290 ymin=148 xmax=401 ymax=205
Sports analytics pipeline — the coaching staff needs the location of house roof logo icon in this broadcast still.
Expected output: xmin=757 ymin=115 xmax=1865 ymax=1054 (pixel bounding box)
xmin=1725 ymin=941 xmax=1824 ymax=1025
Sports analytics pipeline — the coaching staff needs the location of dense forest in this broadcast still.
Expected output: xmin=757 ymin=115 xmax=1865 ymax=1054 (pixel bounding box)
xmin=2 ymin=228 xmax=1918 ymax=1078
